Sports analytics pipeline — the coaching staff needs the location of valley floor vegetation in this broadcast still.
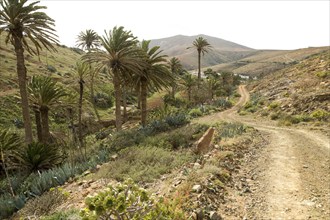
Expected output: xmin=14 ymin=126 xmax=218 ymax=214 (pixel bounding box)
xmin=0 ymin=0 xmax=243 ymax=218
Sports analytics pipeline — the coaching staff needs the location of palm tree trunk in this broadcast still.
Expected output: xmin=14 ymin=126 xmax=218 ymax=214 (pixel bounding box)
xmin=171 ymin=83 xmax=176 ymax=99
xmin=197 ymin=50 xmax=201 ymax=89
xmin=122 ymin=85 xmax=128 ymax=123
xmin=13 ymin=35 xmax=33 ymax=144
xmin=34 ymin=107 xmax=43 ymax=143
xmin=136 ymin=82 xmax=141 ymax=109
xmin=188 ymin=87 xmax=192 ymax=102
xmin=40 ymin=105 xmax=50 ymax=143
xmin=113 ymin=72 xmax=122 ymax=131
xmin=78 ymin=80 xmax=84 ymax=155
xmin=141 ymin=77 xmax=148 ymax=127
xmin=90 ymin=75 xmax=100 ymax=121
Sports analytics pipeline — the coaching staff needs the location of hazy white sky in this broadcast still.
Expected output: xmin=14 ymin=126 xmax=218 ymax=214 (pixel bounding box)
xmin=41 ymin=0 xmax=330 ymax=50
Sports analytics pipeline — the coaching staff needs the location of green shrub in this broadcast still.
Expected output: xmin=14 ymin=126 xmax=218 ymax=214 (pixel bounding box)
xmin=310 ymin=109 xmax=330 ymax=121
xmin=19 ymin=187 xmax=68 ymax=218
xmin=94 ymin=92 xmax=114 ymax=109
xmin=144 ymin=124 xmax=208 ymax=150
xmin=164 ymin=113 xmax=189 ymax=128
xmin=270 ymin=112 xmax=280 ymax=120
xmin=99 ymin=146 xmax=194 ymax=183
xmin=214 ymin=98 xmax=232 ymax=108
xmin=188 ymin=108 xmax=203 ymax=117
xmin=214 ymin=122 xmax=247 ymax=140
xmin=268 ymin=102 xmax=280 ymax=110
xmin=315 ymin=71 xmax=330 ymax=78
xmin=80 ymin=179 xmax=185 ymax=220
xmin=16 ymin=142 xmax=64 ymax=173
xmin=41 ymin=209 xmax=80 ymax=220
xmin=0 ymin=194 xmax=26 ymax=219
xmin=46 ymin=65 xmax=57 ymax=73
xmin=163 ymin=94 xmax=186 ymax=108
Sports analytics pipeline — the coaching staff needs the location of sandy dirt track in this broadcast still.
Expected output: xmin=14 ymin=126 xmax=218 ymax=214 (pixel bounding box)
xmin=195 ymin=85 xmax=330 ymax=219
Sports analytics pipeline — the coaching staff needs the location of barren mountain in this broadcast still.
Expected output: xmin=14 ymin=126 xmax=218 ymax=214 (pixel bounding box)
xmin=150 ymin=34 xmax=255 ymax=70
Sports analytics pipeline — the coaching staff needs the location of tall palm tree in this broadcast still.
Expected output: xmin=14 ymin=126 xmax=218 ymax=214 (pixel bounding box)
xmin=0 ymin=0 xmax=58 ymax=144
xmin=139 ymin=40 xmax=173 ymax=126
xmin=204 ymin=68 xmax=221 ymax=100
xmin=181 ymin=73 xmax=196 ymax=102
xmin=167 ymin=57 xmax=182 ymax=99
xmin=187 ymin=37 xmax=212 ymax=88
xmin=28 ymin=76 xmax=66 ymax=143
xmin=76 ymin=29 xmax=101 ymax=120
xmin=71 ymin=61 xmax=89 ymax=153
xmin=76 ymin=29 xmax=100 ymax=51
xmin=83 ymin=26 xmax=146 ymax=131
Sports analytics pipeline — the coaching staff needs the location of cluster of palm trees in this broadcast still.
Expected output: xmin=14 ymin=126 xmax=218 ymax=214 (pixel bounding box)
xmin=0 ymin=0 xmax=213 ymax=145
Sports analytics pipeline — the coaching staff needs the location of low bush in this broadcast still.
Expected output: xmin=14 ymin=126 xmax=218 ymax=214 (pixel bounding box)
xmin=41 ymin=209 xmax=80 ymax=220
xmin=188 ymin=108 xmax=203 ymax=118
xmin=19 ymin=187 xmax=69 ymax=218
xmin=164 ymin=113 xmax=189 ymax=128
xmin=16 ymin=142 xmax=64 ymax=173
xmin=268 ymin=102 xmax=280 ymax=110
xmin=214 ymin=122 xmax=247 ymax=141
xmin=94 ymin=92 xmax=114 ymax=109
xmin=80 ymin=179 xmax=185 ymax=220
xmin=214 ymin=98 xmax=233 ymax=109
xmin=97 ymin=146 xmax=195 ymax=183
xmin=310 ymin=109 xmax=330 ymax=121
xmin=270 ymin=112 xmax=280 ymax=120
xmin=315 ymin=71 xmax=330 ymax=78
xmin=46 ymin=65 xmax=57 ymax=73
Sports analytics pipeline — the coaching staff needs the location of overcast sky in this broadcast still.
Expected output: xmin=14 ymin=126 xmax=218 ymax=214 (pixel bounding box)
xmin=41 ymin=0 xmax=330 ymax=50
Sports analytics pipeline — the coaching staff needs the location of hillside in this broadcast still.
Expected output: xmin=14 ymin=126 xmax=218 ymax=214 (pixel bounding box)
xmin=244 ymin=50 xmax=330 ymax=123
xmin=207 ymin=47 xmax=329 ymax=77
xmin=150 ymin=34 xmax=255 ymax=70
xmin=0 ymin=36 xmax=113 ymax=129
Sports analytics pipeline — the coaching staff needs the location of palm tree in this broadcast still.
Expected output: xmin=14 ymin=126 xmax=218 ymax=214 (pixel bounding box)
xmin=187 ymin=37 xmax=212 ymax=88
xmin=28 ymin=76 xmax=66 ymax=143
xmin=139 ymin=40 xmax=173 ymax=126
xmin=181 ymin=73 xmax=196 ymax=102
xmin=204 ymin=68 xmax=221 ymax=100
xmin=167 ymin=57 xmax=182 ymax=99
xmin=76 ymin=29 xmax=101 ymax=120
xmin=0 ymin=129 xmax=22 ymax=196
xmin=71 ymin=61 xmax=89 ymax=153
xmin=0 ymin=0 xmax=58 ymax=144
xmin=76 ymin=29 xmax=100 ymax=51
xmin=83 ymin=26 xmax=146 ymax=131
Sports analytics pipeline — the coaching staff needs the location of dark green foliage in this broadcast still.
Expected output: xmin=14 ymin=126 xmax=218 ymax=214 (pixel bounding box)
xmin=214 ymin=122 xmax=247 ymax=141
xmin=16 ymin=142 xmax=64 ymax=172
xmin=188 ymin=108 xmax=203 ymax=117
xmin=94 ymin=92 xmax=114 ymax=109
xmin=163 ymin=94 xmax=187 ymax=108
xmin=214 ymin=98 xmax=233 ymax=108
xmin=46 ymin=65 xmax=57 ymax=73
xmin=0 ymin=194 xmax=26 ymax=219
xmin=13 ymin=118 xmax=24 ymax=128
xmin=164 ymin=113 xmax=189 ymax=128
